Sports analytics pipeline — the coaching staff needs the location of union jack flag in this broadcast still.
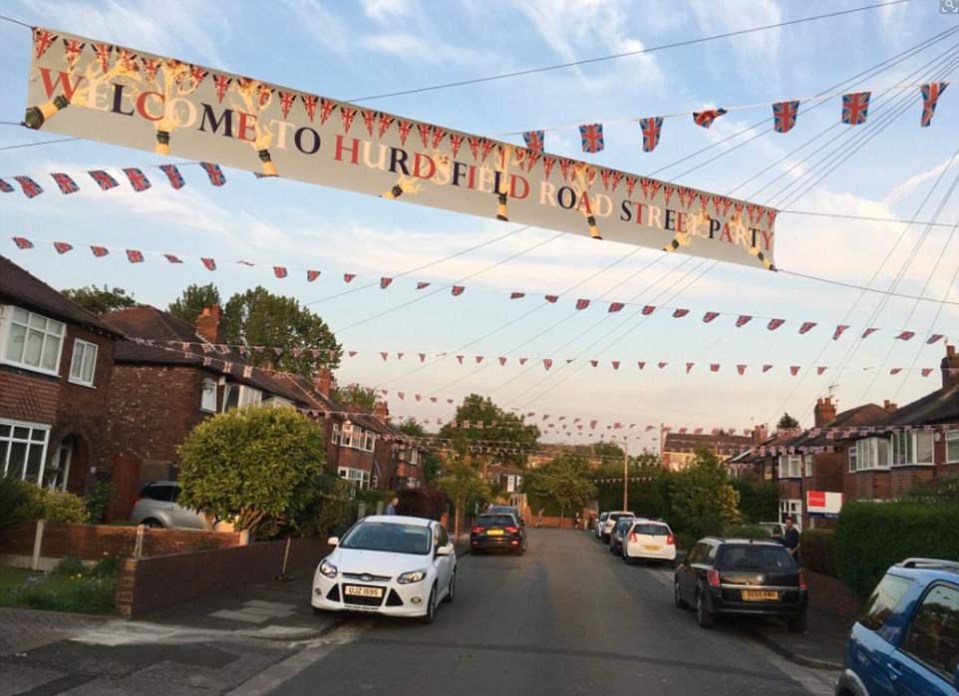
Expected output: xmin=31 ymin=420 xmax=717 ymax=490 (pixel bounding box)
xmin=920 ymin=82 xmax=948 ymax=127
xmin=13 ymin=176 xmax=43 ymax=198
xmin=53 ymin=241 xmax=73 ymax=254
xmin=90 ymin=245 xmax=109 ymax=257
xmin=122 ymin=168 xmax=151 ymax=192
xmin=274 ymin=266 xmax=288 ymax=278
xmin=737 ymin=365 xmax=747 ymax=375
xmin=790 ymin=366 xmax=800 ymax=376
xmin=763 ymin=364 xmax=773 ymax=372
xmin=575 ymin=299 xmax=590 ymax=310
xmin=772 ymin=100 xmax=800 ymax=133
xmin=642 ymin=305 xmax=656 ymax=315
xmin=639 ymin=117 xmax=663 ymax=152
xmin=201 ymin=258 xmax=216 ymax=271
xmin=927 ymin=334 xmax=944 ymax=344
xmin=343 ymin=273 xmax=356 ymax=283
xmin=164 ymin=254 xmax=183 ymax=263
xmin=545 ymin=294 xmax=559 ymax=303
xmin=841 ymin=92 xmax=871 ymax=125
xmin=767 ymin=318 xmax=785 ymax=331
xmin=693 ymin=109 xmax=727 ymax=128
xmin=612 ymin=361 xmax=620 ymax=370
xmin=142 ymin=58 xmax=161 ymax=82
xmin=451 ymin=286 xmax=465 ymax=296
xmin=510 ymin=292 xmax=525 ymax=299
xmin=817 ymin=367 xmax=828 ymax=375
xmin=799 ymin=321 xmax=817 ymax=334
xmin=686 ymin=363 xmax=695 ymax=373
xmin=200 ymin=162 xmax=226 ymax=186
xmin=832 ymin=324 xmax=850 ymax=340
xmin=307 ymin=270 xmax=321 ymax=282
xmin=523 ymin=130 xmax=544 ymax=153
xmin=895 ymin=331 xmax=916 ymax=341
xmin=710 ymin=364 xmax=720 ymax=373
xmin=278 ymin=91 xmax=296 ymax=119
xmin=126 ymin=249 xmax=144 ymax=263
xmin=673 ymin=308 xmax=689 ymax=318
xmin=543 ymin=359 xmax=553 ymax=370
xmin=0 ymin=178 xmax=12 ymax=193
xmin=579 ymin=124 xmax=604 ymax=153
xmin=33 ymin=29 xmax=58 ymax=59
xmin=862 ymin=327 xmax=879 ymax=339
xmin=12 ymin=236 xmax=34 ymax=249
xmin=301 ymin=94 xmax=317 ymax=121
xmin=63 ymin=39 xmax=85 ymax=68
xmin=158 ymin=164 xmax=185 ymax=189
xmin=88 ymin=170 xmax=119 ymax=190
xmin=608 ymin=302 xmax=624 ymax=313
xmin=416 ymin=281 xmax=430 ymax=290
xmin=50 ymin=173 xmax=78 ymax=194
xmin=702 ymin=311 xmax=719 ymax=323
xmin=380 ymin=277 xmax=393 ymax=289
xmin=735 ymin=315 xmax=753 ymax=328
xmin=92 ymin=43 xmax=112 ymax=72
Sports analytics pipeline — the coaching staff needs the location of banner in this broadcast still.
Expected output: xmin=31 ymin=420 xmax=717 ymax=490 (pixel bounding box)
xmin=25 ymin=27 xmax=778 ymax=270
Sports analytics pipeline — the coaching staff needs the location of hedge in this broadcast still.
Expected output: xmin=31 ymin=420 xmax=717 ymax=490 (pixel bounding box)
xmin=836 ymin=501 xmax=959 ymax=600
xmin=801 ymin=529 xmax=837 ymax=577
xmin=723 ymin=524 xmax=772 ymax=540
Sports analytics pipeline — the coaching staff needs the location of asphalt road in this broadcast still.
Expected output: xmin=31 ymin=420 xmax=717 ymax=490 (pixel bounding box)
xmin=266 ymin=529 xmax=835 ymax=696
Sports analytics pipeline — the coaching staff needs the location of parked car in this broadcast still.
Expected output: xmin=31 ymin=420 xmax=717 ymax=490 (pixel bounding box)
xmin=674 ymin=536 xmax=807 ymax=631
xmin=312 ymin=515 xmax=456 ymax=625
xmin=129 ymin=481 xmax=210 ymax=530
xmin=757 ymin=521 xmax=785 ymax=538
xmin=835 ymin=558 xmax=959 ymax=696
xmin=601 ymin=511 xmax=635 ymax=543
xmin=470 ymin=513 xmax=527 ymax=555
xmin=595 ymin=512 xmax=609 ymax=539
xmin=623 ymin=520 xmax=677 ymax=565
xmin=609 ymin=516 xmax=637 ymax=555
xmin=488 ymin=505 xmax=525 ymax=526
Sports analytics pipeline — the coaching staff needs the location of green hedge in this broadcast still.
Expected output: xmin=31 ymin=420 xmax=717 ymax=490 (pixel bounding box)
xmin=836 ymin=501 xmax=959 ymax=600
xmin=723 ymin=524 xmax=772 ymax=540
xmin=801 ymin=529 xmax=837 ymax=577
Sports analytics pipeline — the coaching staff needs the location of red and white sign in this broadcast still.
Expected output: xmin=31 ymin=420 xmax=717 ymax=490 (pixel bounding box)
xmin=806 ymin=490 xmax=843 ymax=518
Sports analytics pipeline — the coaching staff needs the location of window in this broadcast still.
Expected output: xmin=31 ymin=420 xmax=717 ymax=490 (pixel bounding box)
xmin=848 ymin=446 xmax=858 ymax=473
xmin=947 ymin=430 xmax=959 ymax=464
xmin=902 ymin=583 xmax=959 ymax=678
xmin=332 ymin=423 xmax=340 ymax=445
xmin=778 ymin=455 xmax=802 ymax=479
xmin=804 ymin=455 xmax=814 ymax=478
xmin=860 ymin=573 xmax=913 ymax=630
xmin=780 ymin=498 xmax=801 ymax=521
xmin=854 ymin=438 xmax=891 ymax=471
xmin=68 ymin=339 xmax=98 ymax=386
xmin=0 ymin=419 xmax=50 ymax=484
xmin=222 ymin=384 xmax=261 ymax=411
xmin=239 ymin=386 xmax=262 ymax=408
xmin=339 ymin=423 xmax=374 ymax=452
xmin=139 ymin=482 xmax=178 ymax=502
xmin=892 ymin=430 xmax=934 ymax=467
xmin=200 ymin=379 xmax=217 ymax=412
xmin=364 ymin=432 xmax=375 ymax=451
xmin=2 ymin=306 xmax=65 ymax=376
xmin=337 ymin=467 xmax=370 ymax=490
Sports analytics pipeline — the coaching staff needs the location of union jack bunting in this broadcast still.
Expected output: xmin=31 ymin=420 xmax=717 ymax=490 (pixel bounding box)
xmin=510 ymin=292 xmax=525 ymax=299
xmin=0 ymin=178 xmax=13 ymax=193
xmin=126 ymin=249 xmax=144 ymax=263
xmin=579 ymin=124 xmax=605 ymax=153
xmin=13 ymin=176 xmax=43 ymax=198
xmin=862 ymin=327 xmax=879 ymax=339
xmin=575 ymin=299 xmax=590 ymax=310
xmin=53 ymin=241 xmax=73 ymax=254
xmin=772 ymin=100 xmax=800 ymax=133
xmin=50 ymin=173 xmax=79 ymax=194
xmin=545 ymin=295 xmax=559 ymax=303
xmin=158 ymin=164 xmax=185 ymax=189
xmin=543 ymin=359 xmax=553 ymax=370
xmin=12 ymin=236 xmax=34 ymax=250
xmin=817 ymin=367 xmax=828 ymax=375
xmin=451 ymin=286 xmax=465 ymax=296
xmin=763 ymin=364 xmax=773 ymax=372
xmin=790 ymin=366 xmax=800 ymax=376
xmin=200 ymin=162 xmax=226 ymax=186
xmin=590 ymin=360 xmax=598 ymax=368
xmin=88 ymin=170 xmax=119 ymax=190
xmin=673 ymin=308 xmax=689 ymax=318
xmin=737 ymin=364 xmax=747 ymax=375
xmin=523 ymin=130 xmax=545 ymax=153
xmin=920 ymin=82 xmax=948 ymax=127
xmin=833 ymin=324 xmax=850 ymax=340
xmin=927 ymin=334 xmax=945 ymax=344
xmin=890 ymin=368 xmax=902 ymax=375
xmin=33 ymin=28 xmax=58 ymax=59
xmin=416 ymin=282 xmax=430 ymax=290
xmin=767 ymin=318 xmax=785 ymax=331
xmin=274 ymin=266 xmax=288 ymax=279
xmin=799 ymin=321 xmax=817 ymax=335
xmin=201 ymin=258 xmax=216 ymax=271
xmin=710 ymin=364 xmax=720 ymax=373
xmin=122 ymin=168 xmax=151 ymax=192
xmin=841 ymin=92 xmax=871 ymax=125
xmin=307 ymin=270 xmax=321 ymax=282
xmin=642 ymin=305 xmax=656 ymax=316
xmin=164 ymin=254 xmax=183 ymax=263
xmin=735 ymin=315 xmax=753 ymax=328
xmin=380 ymin=277 xmax=393 ymax=289
xmin=344 ymin=273 xmax=356 ymax=283
xmin=703 ymin=312 xmax=720 ymax=323
xmin=91 ymin=245 xmax=109 ymax=257
xmin=612 ymin=361 xmax=620 ymax=370
xmin=693 ymin=109 xmax=727 ymax=128
xmin=895 ymin=331 xmax=915 ymax=341
xmin=608 ymin=302 xmax=624 ymax=313
xmin=639 ymin=117 xmax=663 ymax=152
xmin=921 ymin=368 xmax=934 ymax=377
xmin=686 ymin=362 xmax=694 ymax=373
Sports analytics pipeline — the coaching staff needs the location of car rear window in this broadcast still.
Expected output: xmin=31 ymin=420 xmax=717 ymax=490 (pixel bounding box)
xmin=476 ymin=515 xmax=516 ymax=527
xmin=140 ymin=484 xmax=176 ymax=502
xmin=633 ymin=523 xmax=670 ymax=536
xmin=609 ymin=513 xmax=631 ymax=521
xmin=716 ymin=544 xmax=796 ymax=571
xmin=860 ymin=573 xmax=913 ymax=631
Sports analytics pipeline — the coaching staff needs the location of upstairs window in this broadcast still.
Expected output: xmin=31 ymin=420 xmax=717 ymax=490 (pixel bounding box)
xmin=947 ymin=429 xmax=959 ymax=464
xmin=2 ymin=306 xmax=65 ymax=377
xmin=891 ymin=430 xmax=934 ymax=467
xmin=853 ymin=438 xmax=890 ymax=471
xmin=200 ymin=378 xmax=217 ymax=412
xmin=68 ymin=339 xmax=98 ymax=386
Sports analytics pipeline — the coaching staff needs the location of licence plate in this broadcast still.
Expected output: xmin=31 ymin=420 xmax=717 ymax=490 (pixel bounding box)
xmin=742 ymin=590 xmax=779 ymax=601
xmin=487 ymin=529 xmax=504 ymax=536
xmin=343 ymin=585 xmax=384 ymax=598
xmin=642 ymin=545 xmax=660 ymax=551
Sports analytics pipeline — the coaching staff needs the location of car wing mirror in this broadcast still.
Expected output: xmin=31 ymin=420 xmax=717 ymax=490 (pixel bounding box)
xmin=327 ymin=536 xmax=339 ymax=547
xmin=436 ymin=544 xmax=453 ymax=557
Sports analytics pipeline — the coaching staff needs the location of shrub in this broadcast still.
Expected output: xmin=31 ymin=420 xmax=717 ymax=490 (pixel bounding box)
xmin=801 ymin=529 xmax=837 ymax=577
xmin=92 ymin=555 xmax=121 ymax=579
xmin=17 ymin=485 xmax=90 ymax=524
xmin=52 ymin=555 xmax=85 ymax=576
xmin=0 ymin=476 xmax=28 ymax=528
xmin=836 ymin=501 xmax=959 ymax=600
xmin=731 ymin=477 xmax=779 ymax=524
xmin=397 ymin=488 xmax=449 ymax=520
xmin=84 ymin=482 xmax=116 ymax=523
xmin=723 ymin=524 xmax=771 ymax=540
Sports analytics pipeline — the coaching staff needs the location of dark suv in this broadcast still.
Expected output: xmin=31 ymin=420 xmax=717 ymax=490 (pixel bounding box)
xmin=836 ymin=558 xmax=959 ymax=696
xmin=674 ymin=537 xmax=807 ymax=631
xmin=470 ymin=513 xmax=526 ymax=555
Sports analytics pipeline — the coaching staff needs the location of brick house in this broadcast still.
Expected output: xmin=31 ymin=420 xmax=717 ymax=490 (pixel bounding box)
xmin=102 ymin=304 xmax=309 ymax=519
xmin=661 ymin=430 xmax=753 ymax=471
xmin=845 ymin=345 xmax=959 ymax=500
xmin=0 ymin=256 xmax=122 ymax=495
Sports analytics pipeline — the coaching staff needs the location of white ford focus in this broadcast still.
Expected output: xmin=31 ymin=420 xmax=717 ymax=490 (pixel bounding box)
xmin=312 ymin=515 xmax=457 ymax=624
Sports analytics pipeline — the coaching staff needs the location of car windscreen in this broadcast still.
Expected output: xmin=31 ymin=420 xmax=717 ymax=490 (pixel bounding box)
xmin=716 ymin=544 xmax=796 ymax=571
xmin=340 ymin=522 xmax=431 ymax=555
xmin=614 ymin=518 xmax=635 ymax=532
xmin=632 ymin=523 xmax=669 ymax=536
xmin=476 ymin=515 xmax=516 ymax=527
xmin=609 ymin=513 xmax=631 ymax=522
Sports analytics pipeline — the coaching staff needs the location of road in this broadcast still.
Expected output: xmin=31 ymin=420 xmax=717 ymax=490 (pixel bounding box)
xmin=263 ymin=529 xmax=837 ymax=696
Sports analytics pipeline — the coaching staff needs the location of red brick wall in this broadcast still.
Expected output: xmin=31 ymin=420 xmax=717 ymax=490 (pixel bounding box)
xmin=810 ymin=451 xmax=845 ymax=493
xmin=778 ymin=479 xmax=802 ymax=500
xmin=0 ymin=369 xmax=59 ymax=423
xmin=890 ymin=467 xmax=936 ymax=497
xmin=333 ymin=444 xmax=375 ymax=474
xmin=844 ymin=470 xmax=891 ymax=501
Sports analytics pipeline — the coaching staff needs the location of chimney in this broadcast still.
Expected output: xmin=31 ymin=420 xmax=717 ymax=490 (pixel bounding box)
xmin=943 ymin=344 xmax=959 ymax=390
xmin=814 ymin=397 xmax=837 ymax=427
xmin=195 ymin=304 xmax=222 ymax=344
xmin=374 ymin=400 xmax=389 ymax=423
xmin=313 ymin=368 xmax=333 ymax=398
xmin=882 ymin=399 xmax=898 ymax=414
xmin=753 ymin=424 xmax=768 ymax=445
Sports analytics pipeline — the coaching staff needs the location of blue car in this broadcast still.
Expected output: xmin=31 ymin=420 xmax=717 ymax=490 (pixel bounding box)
xmin=836 ymin=558 xmax=959 ymax=696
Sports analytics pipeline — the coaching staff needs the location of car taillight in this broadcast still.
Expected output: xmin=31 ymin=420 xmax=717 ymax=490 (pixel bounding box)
xmin=665 ymin=534 xmax=675 ymax=546
xmin=628 ymin=532 xmax=638 ymax=542
xmin=505 ymin=526 xmax=519 ymax=534
xmin=472 ymin=526 xmax=483 ymax=534
xmin=798 ymin=570 xmax=807 ymax=592
xmin=707 ymin=568 xmax=721 ymax=588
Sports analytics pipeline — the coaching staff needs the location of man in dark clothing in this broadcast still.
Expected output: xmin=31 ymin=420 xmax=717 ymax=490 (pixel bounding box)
xmin=782 ymin=516 xmax=801 ymax=563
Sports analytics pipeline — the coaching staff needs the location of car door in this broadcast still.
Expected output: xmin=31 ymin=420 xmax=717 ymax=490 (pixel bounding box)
xmin=433 ymin=524 xmax=453 ymax=592
xmin=680 ymin=543 xmax=703 ymax=601
xmin=168 ymin=485 xmax=208 ymax=529
xmin=889 ymin=582 xmax=959 ymax=696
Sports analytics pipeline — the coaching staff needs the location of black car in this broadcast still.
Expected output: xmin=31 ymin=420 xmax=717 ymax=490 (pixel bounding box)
xmin=470 ymin=513 xmax=526 ymax=555
xmin=608 ymin=516 xmax=636 ymax=555
xmin=673 ymin=537 xmax=807 ymax=631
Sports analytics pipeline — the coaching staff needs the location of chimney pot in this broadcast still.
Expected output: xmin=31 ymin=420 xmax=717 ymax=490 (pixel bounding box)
xmin=314 ymin=368 xmax=333 ymax=398
xmin=814 ymin=396 xmax=837 ymax=427
xmin=943 ymin=344 xmax=959 ymax=390
xmin=195 ymin=304 xmax=222 ymax=344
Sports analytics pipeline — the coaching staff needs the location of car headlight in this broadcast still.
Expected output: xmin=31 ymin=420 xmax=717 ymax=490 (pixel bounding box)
xmin=319 ymin=559 xmax=338 ymax=579
xmin=397 ymin=569 xmax=428 ymax=584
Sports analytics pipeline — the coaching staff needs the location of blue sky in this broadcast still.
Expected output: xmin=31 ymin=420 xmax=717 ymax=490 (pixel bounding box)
xmin=1 ymin=0 xmax=958 ymax=446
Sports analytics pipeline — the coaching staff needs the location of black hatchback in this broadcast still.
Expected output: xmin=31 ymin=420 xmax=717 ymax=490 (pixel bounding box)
xmin=673 ymin=537 xmax=807 ymax=631
xmin=470 ymin=514 xmax=526 ymax=555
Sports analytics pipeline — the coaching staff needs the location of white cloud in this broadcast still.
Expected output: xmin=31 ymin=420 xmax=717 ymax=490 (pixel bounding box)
xmin=688 ymin=0 xmax=783 ymax=86
xmin=360 ymin=32 xmax=488 ymax=66
xmin=363 ymin=0 xmax=413 ymax=22
xmin=884 ymin=156 xmax=956 ymax=206
xmin=282 ymin=0 xmax=352 ymax=57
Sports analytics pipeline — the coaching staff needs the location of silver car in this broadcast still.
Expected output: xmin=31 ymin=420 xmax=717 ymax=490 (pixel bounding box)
xmin=130 ymin=481 xmax=210 ymax=530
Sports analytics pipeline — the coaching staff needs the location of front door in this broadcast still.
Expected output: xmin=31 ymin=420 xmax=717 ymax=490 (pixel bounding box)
xmin=43 ymin=441 xmax=72 ymax=491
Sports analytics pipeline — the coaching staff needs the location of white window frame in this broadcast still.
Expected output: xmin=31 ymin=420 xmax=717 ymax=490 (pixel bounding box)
xmin=848 ymin=445 xmax=858 ymax=473
xmin=337 ymin=466 xmax=370 ymax=490
xmin=68 ymin=338 xmax=98 ymax=387
xmin=339 ymin=422 xmax=374 ymax=452
xmin=947 ymin=429 xmax=959 ymax=464
xmin=891 ymin=430 xmax=935 ymax=467
xmin=778 ymin=454 xmax=802 ymax=479
xmin=222 ymin=384 xmax=262 ymax=412
xmin=200 ymin=378 xmax=217 ymax=412
xmin=332 ymin=423 xmax=341 ymax=445
xmin=854 ymin=437 xmax=891 ymax=472
xmin=0 ymin=418 xmax=51 ymax=485
xmin=1 ymin=305 xmax=65 ymax=378
xmin=803 ymin=454 xmax=814 ymax=478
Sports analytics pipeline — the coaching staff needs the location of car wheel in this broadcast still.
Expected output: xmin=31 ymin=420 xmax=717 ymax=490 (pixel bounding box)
xmin=142 ymin=518 xmax=163 ymax=528
xmin=443 ymin=571 xmax=455 ymax=604
xmin=420 ymin=584 xmax=437 ymax=625
xmin=695 ymin=590 xmax=715 ymax=628
xmin=674 ymin=579 xmax=688 ymax=609
xmin=622 ymin=550 xmax=630 ymax=564
xmin=788 ymin=608 xmax=807 ymax=634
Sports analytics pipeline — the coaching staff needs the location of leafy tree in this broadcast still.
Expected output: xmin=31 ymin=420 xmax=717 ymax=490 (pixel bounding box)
xmin=332 ymin=383 xmax=377 ymax=411
xmin=438 ymin=394 xmax=540 ymax=468
xmin=222 ymin=286 xmax=341 ymax=378
xmin=592 ymin=441 xmax=625 ymax=460
xmin=63 ymin=285 xmax=136 ymax=314
xmin=178 ymin=406 xmax=327 ymax=537
xmin=436 ymin=452 xmax=491 ymax=539
xmin=777 ymin=412 xmax=800 ymax=429
xmin=592 ymin=453 xmax=664 ymax=514
xmin=397 ymin=418 xmax=442 ymax=483
xmin=669 ymin=449 xmax=741 ymax=539
xmin=732 ymin=473 xmax=779 ymax=523
xmin=168 ymin=283 xmax=221 ymax=324
xmin=524 ymin=453 xmax=596 ymax=520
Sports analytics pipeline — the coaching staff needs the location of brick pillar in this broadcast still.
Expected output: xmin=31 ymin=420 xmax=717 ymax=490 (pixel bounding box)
xmin=114 ymin=557 xmax=137 ymax=618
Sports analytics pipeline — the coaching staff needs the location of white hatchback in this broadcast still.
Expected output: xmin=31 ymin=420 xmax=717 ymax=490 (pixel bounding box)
xmin=622 ymin=520 xmax=677 ymax=564
xmin=312 ymin=515 xmax=457 ymax=624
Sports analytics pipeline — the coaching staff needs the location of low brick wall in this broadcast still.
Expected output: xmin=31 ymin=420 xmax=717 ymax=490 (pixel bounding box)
xmin=116 ymin=536 xmax=331 ymax=618
xmin=534 ymin=516 xmax=578 ymax=529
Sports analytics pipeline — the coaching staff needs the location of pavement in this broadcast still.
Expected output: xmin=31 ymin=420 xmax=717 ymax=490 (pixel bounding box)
xmin=0 ymin=530 xmax=846 ymax=695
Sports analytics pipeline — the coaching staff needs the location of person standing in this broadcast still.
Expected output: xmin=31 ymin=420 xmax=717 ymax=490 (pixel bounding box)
xmin=385 ymin=497 xmax=399 ymax=515
xmin=782 ymin=516 xmax=801 ymax=563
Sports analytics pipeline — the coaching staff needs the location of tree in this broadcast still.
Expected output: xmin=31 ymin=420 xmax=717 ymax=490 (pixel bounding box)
xmin=592 ymin=451 xmax=663 ymax=513
xmin=63 ymin=285 xmax=136 ymax=314
xmin=592 ymin=441 xmax=625 ymax=460
xmin=670 ymin=449 xmax=741 ymax=539
xmin=438 ymin=394 xmax=540 ymax=469
xmin=222 ymin=286 xmax=341 ymax=378
xmin=778 ymin=412 xmax=800 ymax=429
xmin=332 ymin=383 xmax=377 ymax=411
xmin=168 ymin=283 xmax=221 ymax=324
xmin=732 ymin=473 xmax=779 ymax=523
xmin=524 ymin=453 xmax=596 ymax=520
xmin=436 ymin=452 xmax=491 ymax=539
xmin=397 ymin=418 xmax=442 ymax=483
xmin=177 ymin=406 xmax=327 ymax=537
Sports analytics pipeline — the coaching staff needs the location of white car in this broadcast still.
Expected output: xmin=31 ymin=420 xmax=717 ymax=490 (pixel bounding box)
xmin=601 ymin=511 xmax=635 ymax=542
xmin=622 ymin=519 xmax=677 ymax=564
xmin=594 ymin=512 xmax=609 ymax=539
xmin=312 ymin=515 xmax=457 ymax=624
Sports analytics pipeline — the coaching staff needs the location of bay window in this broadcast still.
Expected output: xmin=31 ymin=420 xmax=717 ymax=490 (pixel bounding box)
xmin=0 ymin=419 xmax=50 ymax=484
xmin=339 ymin=422 xmax=374 ymax=452
xmin=338 ymin=467 xmax=370 ymax=489
xmin=2 ymin=306 xmax=64 ymax=376
xmin=853 ymin=438 xmax=890 ymax=471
